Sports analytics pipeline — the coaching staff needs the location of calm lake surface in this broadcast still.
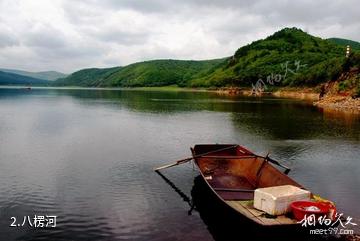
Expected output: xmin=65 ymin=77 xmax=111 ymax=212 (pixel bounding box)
xmin=0 ymin=87 xmax=359 ymax=240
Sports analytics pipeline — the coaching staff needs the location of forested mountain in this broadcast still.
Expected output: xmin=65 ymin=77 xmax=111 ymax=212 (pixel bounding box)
xmin=55 ymin=67 xmax=121 ymax=87
xmin=0 ymin=68 xmax=67 ymax=81
xmin=189 ymin=28 xmax=349 ymax=87
xmin=51 ymin=27 xmax=360 ymax=95
xmin=328 ymin=38 xmax=360 ymax=50
xmin=0 ymin=71 xmax=49 ymax=85
xmin=54 ymin=59 xmax=225 ymax=87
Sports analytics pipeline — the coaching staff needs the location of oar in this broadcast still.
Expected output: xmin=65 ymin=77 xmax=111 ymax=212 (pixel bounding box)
xmin=153 ymin=144 xmax=238 ymax=171
xmin=266 ymin=156 xmax=291 ymax=174
xmin=154 ymin=157 xmax=193 ymax=171
xmin=254 ymin=152 xmax=291 ymax=174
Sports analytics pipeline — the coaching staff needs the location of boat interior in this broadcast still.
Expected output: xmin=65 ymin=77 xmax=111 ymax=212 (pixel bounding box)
xmin=192 ymin=144 xmax=303 ymax=201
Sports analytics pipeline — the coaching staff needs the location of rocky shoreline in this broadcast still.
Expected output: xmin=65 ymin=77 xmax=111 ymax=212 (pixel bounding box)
xmin=314 ymin=96 xmax=360 ymax=114
xmin=214 ymin=87 xmax=360 ymax=114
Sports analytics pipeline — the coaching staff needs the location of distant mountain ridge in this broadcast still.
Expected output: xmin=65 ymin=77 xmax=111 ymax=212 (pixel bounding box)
xmin=55 ymin=67 xmax=121 ymax=86
xmin=0 ymin=71 xmax=50 ymax=85
xmin=189 ymin=27 xmax=347 ymax=87
xmin=54 ymin=59 xmax=226 ymax=87
xmin=0 ymin=68 xmax=67 ymax=81
xmin=2 ymin=27 xmax=359 ymax=94
xmin=327 ymin=38 xmax=360 ymax=50
xmin=55 ymin=27 xmax=359 ymax=88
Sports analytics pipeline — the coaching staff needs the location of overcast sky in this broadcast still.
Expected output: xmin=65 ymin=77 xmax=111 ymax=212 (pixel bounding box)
xmin=0 ymin=0 xmax=359 ymax=73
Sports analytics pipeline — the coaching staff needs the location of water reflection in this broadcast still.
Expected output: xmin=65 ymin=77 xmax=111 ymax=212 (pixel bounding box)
xmin=0 ymin=87 xmax=359 ymax=240
xmin=155 ymin=170 xmax=194 ymax=212
xmin=321 ymin=108 xmax=360 ymax=127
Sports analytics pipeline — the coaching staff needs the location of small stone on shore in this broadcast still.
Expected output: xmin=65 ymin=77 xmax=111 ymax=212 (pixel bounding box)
xmin=314 ymin=96 xmax=360 ymax=113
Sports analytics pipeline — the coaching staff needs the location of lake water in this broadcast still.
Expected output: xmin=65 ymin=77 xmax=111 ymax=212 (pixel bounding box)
xmin=0 ymin=87 xmax=359 ymax=240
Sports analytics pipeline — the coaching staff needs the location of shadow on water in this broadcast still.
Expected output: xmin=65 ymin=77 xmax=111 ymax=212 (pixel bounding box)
xmin=155 ymin=170 xmax=194 ymax=213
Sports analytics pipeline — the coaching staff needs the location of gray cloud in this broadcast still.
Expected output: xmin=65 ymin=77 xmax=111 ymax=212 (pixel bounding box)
xmin=0 ymin=32 xmax=18 ymax=47
xmin=0 ymin=20 xmax=19 ymax=47
xmin=24 ymin=24 xmax=67 ymax=48
xmin=84 ymin=27 xmax=152 ymax=46
xmin=0 ymin=0 xmax=358 ymax=73
xmin=92 ymin=0 xmax=258 ymax=13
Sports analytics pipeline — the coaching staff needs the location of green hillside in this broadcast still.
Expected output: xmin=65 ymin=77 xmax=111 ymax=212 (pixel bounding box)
xmin=0 ymin=68 xmax=67 ymax=81
xmin=54 ymin=27 xmax=360 ymax=91
xmin=55 ymin=67 xmax=120 ymax=87
xmin=0 ymin=71 xmax=50 ymax=85
xmin=189 ymin=28 xmax=348 ymax=87
xmin=103 ymin=59 xmax=225 ymax=87
xmin=328 ymin=38 xmax=360 ymax=50
xmin=54 ymin=59 xmax=225 ymax=87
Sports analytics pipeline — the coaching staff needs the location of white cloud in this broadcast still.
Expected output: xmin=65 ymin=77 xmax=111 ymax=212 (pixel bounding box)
xmin=0 ymin=0 xmax=359 ymax=73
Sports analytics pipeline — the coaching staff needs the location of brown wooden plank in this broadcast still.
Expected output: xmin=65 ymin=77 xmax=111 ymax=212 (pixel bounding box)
xmin=275 ymin=215 xmax=298 ymax=225
xmin=240 ymin=201 xmax=281 ymax=226
xmin=225 ymin=200 xmax=264 ymax=225
xmin=229 ymin=200 xmax=298 ymax=226
xmin=234 ymin=201 xmax=278 ymax=226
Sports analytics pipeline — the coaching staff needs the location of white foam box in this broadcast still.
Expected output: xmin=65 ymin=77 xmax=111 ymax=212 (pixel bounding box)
xmin=254 ymin=185 xmax=311 ymax=216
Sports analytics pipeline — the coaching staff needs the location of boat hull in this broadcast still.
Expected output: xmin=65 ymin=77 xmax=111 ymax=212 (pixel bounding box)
xmin=191 ymin=144 xmax=304 ymax=226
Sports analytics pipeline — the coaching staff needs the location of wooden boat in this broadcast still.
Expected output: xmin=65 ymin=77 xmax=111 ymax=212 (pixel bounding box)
xmin=190 ymin=144 xmax=306 ymax=226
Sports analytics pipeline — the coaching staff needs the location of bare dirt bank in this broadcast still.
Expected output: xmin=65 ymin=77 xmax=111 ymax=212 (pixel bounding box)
xmin=272 ymin=89 xmax=319 ymax=101
xmin=214 ymin=87 xmax=360 ymax=114
xmin=215 ymin=87 xmax=318 ymax=100
xmin=314 ymin=96 xmax=360 ymax=113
